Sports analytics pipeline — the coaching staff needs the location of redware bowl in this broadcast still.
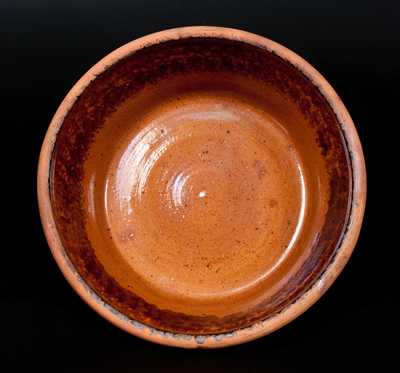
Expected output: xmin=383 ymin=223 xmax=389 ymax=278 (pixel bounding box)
xmin=38 ymin=26 xmax=366 ymax=348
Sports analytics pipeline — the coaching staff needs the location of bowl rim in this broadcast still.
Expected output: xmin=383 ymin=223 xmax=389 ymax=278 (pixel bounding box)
xmin=37 ymin=26 xmax=366 ymax=348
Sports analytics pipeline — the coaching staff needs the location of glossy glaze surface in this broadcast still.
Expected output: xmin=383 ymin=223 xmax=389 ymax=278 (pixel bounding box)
xmin=50 ymin=36 xmax=351 ymax=333
xmin=83 ymin=74 xmax=328 ymax=316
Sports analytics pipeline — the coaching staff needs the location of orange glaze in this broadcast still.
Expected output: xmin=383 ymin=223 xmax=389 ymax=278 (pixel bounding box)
xmin=83 ymin=73 xmax=329 ymax=316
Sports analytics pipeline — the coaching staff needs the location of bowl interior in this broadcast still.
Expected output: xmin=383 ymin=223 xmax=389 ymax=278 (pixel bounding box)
xmin=50 ymin=37 xmax=351 ymax=334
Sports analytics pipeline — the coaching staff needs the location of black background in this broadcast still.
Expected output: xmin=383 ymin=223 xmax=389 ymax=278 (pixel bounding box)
xmin=2 ymin=0 xmax=397 ymax=371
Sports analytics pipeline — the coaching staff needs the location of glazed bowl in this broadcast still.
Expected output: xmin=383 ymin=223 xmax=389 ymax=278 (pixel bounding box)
xmin=38 ymin=27 xmax=366 ymax=348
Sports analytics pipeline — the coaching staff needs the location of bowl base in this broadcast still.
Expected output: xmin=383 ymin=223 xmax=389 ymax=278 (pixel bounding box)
xmin=83 ymin=73 xmax=323 ymax=316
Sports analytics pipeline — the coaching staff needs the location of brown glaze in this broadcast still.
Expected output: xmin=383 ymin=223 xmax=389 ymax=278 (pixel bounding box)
xmin=38 ymin=27 xmax=366 ymax=347
xmin=83 ymin=74 xmax=325 ymax=320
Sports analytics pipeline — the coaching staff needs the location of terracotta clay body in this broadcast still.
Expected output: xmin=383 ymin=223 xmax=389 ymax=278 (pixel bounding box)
xmin=38 ymin=27 xmax=366 ymax=347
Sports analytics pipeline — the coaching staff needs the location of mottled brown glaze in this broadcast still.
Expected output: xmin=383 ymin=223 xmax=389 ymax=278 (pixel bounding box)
xmin=38 ymin=27 xmax=366 ymax=347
